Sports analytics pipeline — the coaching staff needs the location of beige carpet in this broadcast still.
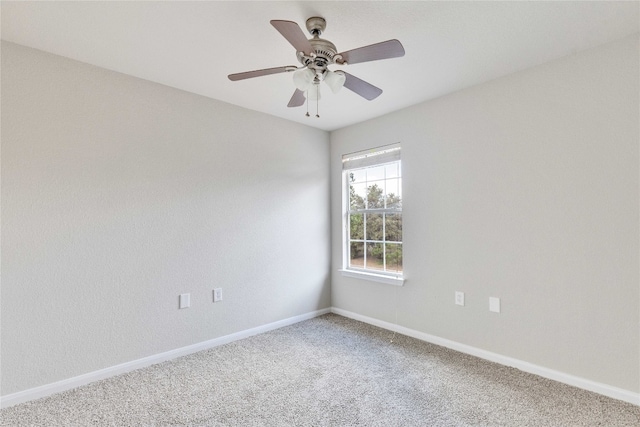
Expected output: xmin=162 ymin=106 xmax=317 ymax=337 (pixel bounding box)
xmin=2 ymin=314 xmax=639 ymax=426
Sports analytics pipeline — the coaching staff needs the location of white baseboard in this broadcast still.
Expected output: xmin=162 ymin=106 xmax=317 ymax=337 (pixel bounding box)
xmin=0 ymin=308 xmax=331 ymax=409
xmin=331 ymin=307 xmax=640 ymax=407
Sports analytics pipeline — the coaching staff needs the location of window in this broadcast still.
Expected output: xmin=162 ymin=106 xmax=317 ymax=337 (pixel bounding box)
xmin=341 ymin=144 xmax=403 ymax=285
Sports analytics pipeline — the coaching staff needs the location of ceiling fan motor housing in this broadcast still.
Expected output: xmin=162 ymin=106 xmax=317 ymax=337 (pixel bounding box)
xmin=298 ymin=17 xmax=343 ymax=76
xmin=309 ymin=38 xmax=337 ymax=65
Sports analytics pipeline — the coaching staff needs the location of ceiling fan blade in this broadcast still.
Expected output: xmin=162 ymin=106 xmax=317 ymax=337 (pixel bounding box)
xmin=228 ymin=66 xmax=296 ymax=81
xmin=287 ymin=89 xmax=306 ymax=107
xmin=338 ymin=40 xmax=405 ymax=65
xmin=270 ymin=20 xmax=314 ymax=55
xmin=343 ymin=72 xmax=383 ymax=100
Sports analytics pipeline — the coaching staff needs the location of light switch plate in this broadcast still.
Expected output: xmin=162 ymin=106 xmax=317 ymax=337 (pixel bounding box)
xmin=455 ymin=291 xmax=465 ymax=306
xmin=179 ymin=293 xmax=190 ymax=309
xmin=489 ymin=297 xmax=500 ymax=313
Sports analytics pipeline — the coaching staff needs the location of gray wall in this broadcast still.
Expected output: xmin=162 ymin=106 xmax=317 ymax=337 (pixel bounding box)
xmin=1 ymin=42 xmax=331 ymax=395
xmin=3 ymin=33 xmax=639 ymax=399
xmin=330 ymin=35 xmax=639 ymax=393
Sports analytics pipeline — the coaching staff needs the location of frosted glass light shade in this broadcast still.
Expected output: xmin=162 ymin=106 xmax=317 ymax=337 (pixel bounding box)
xmin=324 ymin=70 xmax=346 ymax=94
xmin=293 ymin=68 xmax=315 ymax=91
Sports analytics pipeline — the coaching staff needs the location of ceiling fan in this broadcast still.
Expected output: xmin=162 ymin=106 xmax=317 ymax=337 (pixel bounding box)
xmin=228 ymin=17 xmax=405 ymax=117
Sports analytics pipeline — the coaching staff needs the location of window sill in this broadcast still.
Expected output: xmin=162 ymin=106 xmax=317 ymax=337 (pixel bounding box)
xmin=339 ymin=269 xmax=405 ymax=286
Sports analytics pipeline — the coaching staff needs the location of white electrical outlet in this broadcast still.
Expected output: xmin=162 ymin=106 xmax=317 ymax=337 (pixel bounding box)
xmin=179 ymin=293 xmax=190 ymax=309
xmin=213 ymin=288 xmax=222 ymax=302
xmin=455 ymin=291 xmax=465 ymax=306
xmin=489 ymin=297 xmax=500 ymax=313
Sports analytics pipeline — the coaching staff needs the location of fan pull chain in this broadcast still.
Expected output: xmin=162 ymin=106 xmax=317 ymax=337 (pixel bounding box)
xmin=303 ymin=86 xmax=320 ymax=118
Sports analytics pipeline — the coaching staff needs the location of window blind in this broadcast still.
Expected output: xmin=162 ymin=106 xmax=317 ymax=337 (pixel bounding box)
xmin=342 ymin=143 xmax=401 ymax=170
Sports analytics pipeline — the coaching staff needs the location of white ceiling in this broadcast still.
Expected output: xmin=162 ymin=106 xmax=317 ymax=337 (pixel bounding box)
xmin=2 ymin=1 xmax=638 ymax=131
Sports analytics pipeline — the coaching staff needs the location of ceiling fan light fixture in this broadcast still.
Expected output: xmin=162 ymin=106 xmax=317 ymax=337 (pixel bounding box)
xmin=293 ymin=68 xmax=315 ymax=91
xmin=229 ymin=17 xmax=406 ymax=117
xmin=324 ymin=70 xmax=346 ymax=94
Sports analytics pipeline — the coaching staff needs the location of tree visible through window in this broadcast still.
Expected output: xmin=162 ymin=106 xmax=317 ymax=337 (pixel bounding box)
xmin=344 ymin=145 xmax=402 ymax=276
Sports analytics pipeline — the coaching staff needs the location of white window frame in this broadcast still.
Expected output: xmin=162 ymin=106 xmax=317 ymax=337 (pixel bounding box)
xmin=340 ymin=144 xmax=404 ymax=286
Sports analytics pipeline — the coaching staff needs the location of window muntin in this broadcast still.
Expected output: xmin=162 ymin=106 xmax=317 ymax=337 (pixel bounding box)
xmin=344 ymin=145 xmax=402 ymax=277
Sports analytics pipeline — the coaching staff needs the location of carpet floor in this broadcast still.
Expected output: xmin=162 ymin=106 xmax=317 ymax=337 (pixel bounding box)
xmin=2 ymin=314 xmax=639 ymax=426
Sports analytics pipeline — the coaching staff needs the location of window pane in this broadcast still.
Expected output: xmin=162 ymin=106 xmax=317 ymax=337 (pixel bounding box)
xmin=385 ymin=163 xmax=399 ymax=179
xmin=366 ymin=214 xmax=383 ymax=241
xmin=349 ymin=182 xmax=366 ymax=209
xmin=349 ymin=169 xmax=366 ymax=184
xmin=366 ymin=242 xmax=384 ymax=271
xmin=366 ymin=183 xmax=385 ymax=209
xmin=349 ymin=213 xmax=364 ymax=240
xmin=385 ymin=178 xmax=401 ymax=208
xmin=385 ymin=244 xmax=403 ymax=273
xmin=349 ymin=242 xmax=364 ymax=268
xmin=385 ymin=213 xmax=402 ymax=242
xmin=366 ymin=165 xmax=385 ymax=182
xmin=344 ymin=156 xmax=402 ymax=276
